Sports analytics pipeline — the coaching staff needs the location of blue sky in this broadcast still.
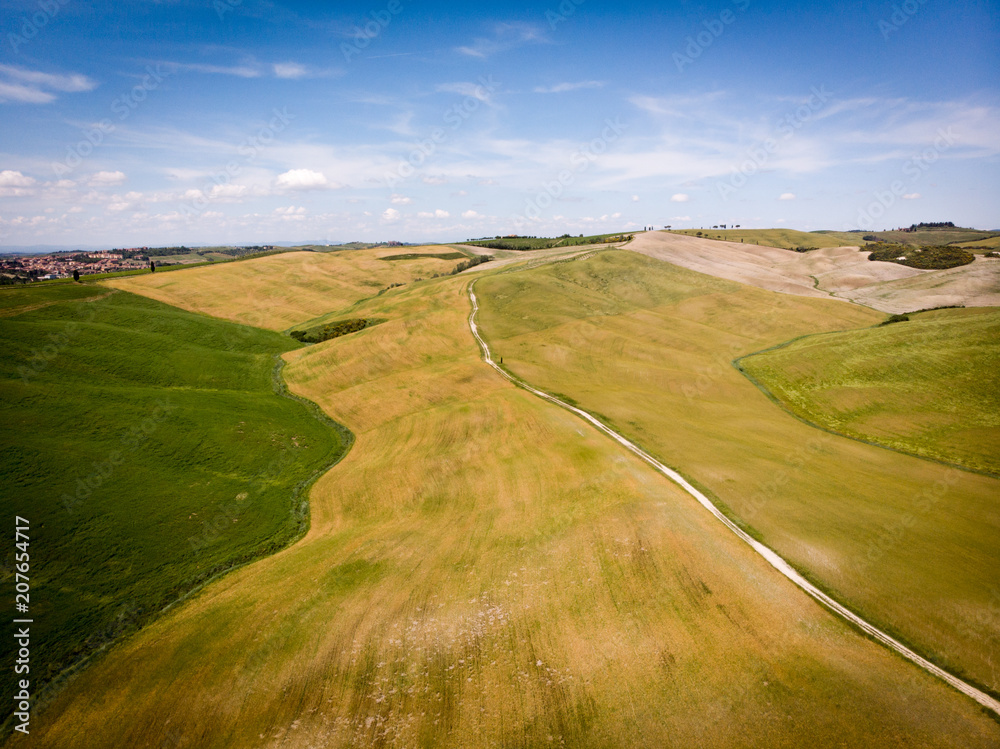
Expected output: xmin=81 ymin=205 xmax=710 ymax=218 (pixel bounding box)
xmin=1 ymin=0 xmax=997 ymax=247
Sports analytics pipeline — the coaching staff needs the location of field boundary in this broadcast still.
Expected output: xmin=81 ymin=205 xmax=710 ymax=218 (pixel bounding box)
xmin=14 ymin=348 xmax=355 ymax=735
xmin=466 ymin=278 xmax=1000 ymax=719
xmin=733 ymin=329 xmax=1000 ymax=480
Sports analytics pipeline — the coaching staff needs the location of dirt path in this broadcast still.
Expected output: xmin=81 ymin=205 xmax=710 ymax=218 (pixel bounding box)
xmin=467 ymin=278 xmax=1000 ymax=718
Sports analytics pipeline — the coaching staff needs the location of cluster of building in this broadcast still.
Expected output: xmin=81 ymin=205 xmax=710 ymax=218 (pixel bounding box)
xmin=0 ymin=250 xmax=149 ymax=282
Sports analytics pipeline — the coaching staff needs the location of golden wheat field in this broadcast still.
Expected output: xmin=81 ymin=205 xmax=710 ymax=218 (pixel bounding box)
xmin=18 ymin=249 xmax=1000 ymax=748
xmin=475 ymin=249 xmax=1000 ymax=699
xmin=104 ymin=247 xmax=463 ymax=331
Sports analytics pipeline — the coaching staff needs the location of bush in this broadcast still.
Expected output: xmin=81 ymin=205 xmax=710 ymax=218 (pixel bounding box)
xmin=290 ymin=318 xmax=367 ymax=344
xmin=450 ymin=255 xmax=493 ymax=274
xmin=879 ymin=314 xmax=910 ymax=326
xmin=867 ymin=243 xmax=974 ymax=270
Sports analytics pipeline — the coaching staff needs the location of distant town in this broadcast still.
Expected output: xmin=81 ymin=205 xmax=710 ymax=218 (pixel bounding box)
xmin=0 ymin=246 xmax=278 ymax=284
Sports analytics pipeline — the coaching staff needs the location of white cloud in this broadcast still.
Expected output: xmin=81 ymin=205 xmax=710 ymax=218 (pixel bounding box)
xmin=903 ymin=193 xmax=921 ymax=199
xmin=276 ymin=169 xmax=330 ymax=190
xmin=273 ymin=62 xmax=308 ymax=79
xmin=462 ymin=210 xmax=481 ymax=219
xmin=275 ymin=205 xmax=307 ymax=215
xmin=779 ymin=193 xmax=796 ymax=200
xmin=0 ymin=65 xmax=96 ymax=104
xmin=418 ymin=209 xmax=450 ymax=219
xmin=209 ymin=184 xmax=247 ymax=199
xmin=456 ymin=22 xmax=545 ymax=58
xmin=436 ymin=82 xmax=496 ymax=103
xmin=166 ymin=62 xmax=260 ymax=78
xmin=533 ymin=81 xmax=604 ymax=94
xmin=0 ymin=82 xmax=55 ymax=104
xmin=423 ymin=176 xmax=447 ymax=185
xmin=670 ymin=193 xmax=690 ymax=203
xmin=390 ymin=194 xmax=412 ymax=205
xmin=89 ymin=171 xmax=127 ymax=186
xmin=382 ymin=208 xmax=400 ymax=221
xmin=670 ymin=216 xmax=691 ymax=221
xmin=631 ymin=195 xmax=640 ymax=202
xmin=0 ymin=170 xmax=36 ymax=196
xmin=0 ymin=170 xmax=35 ymax=187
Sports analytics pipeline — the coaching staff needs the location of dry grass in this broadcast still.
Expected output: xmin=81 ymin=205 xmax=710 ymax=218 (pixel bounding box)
xmin=104 ymin=246 xmax=461 ymax=330
xmin=631 ymin=231 xmax=1000 ymax=313
xmin=475 ymin=250 xmax=1000 ymax=702
xmin=20 ymin=256 xmax=999 ymax=747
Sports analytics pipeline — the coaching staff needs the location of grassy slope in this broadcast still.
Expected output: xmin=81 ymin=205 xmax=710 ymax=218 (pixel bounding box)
xmin=740 ymin=308 xmax=1000 ymax=475
xmin=24 ymin=268 xmax=1000 ymax=747
xmin=0 ymin=288 xmax=343 ymax=724
xmin=952 ymin=236 xmax=1000 ymax=251
xmin=866 ymin=228 xmax=996 ymax=247
xmin=474 ymin=250 xmax=1000 ymax=698
xmin=670 ymin=228 xmax=861 ymax=249
xmin=0 ymin=283 xmax=108 ymax=315
xmin=105 ymin=247 xmax=460 ymax=331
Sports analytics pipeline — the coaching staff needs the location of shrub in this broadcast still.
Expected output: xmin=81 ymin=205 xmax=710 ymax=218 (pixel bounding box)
xmin=450 ymin=255 xmax=493 ymax=275
xmin=290 ymin=318 xmax=367 ymax=344
xmin=879 ymin=314 xmax=910 ymax=326
xmin=867 ymin=243 xmax=974 ymax=270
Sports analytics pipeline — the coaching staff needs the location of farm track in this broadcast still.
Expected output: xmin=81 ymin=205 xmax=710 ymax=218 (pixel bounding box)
xmin=467 ymin=279 xmax=1000 ymax=718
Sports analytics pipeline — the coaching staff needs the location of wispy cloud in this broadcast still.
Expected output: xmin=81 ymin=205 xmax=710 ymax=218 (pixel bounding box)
xmin=273 ymin=62 xmax=309 ymax=79
xmin=165 ymin=62 xmax=261 ymax=78
xmin=0 ymin=65 xmax=96 ymax=104
xmin=534 ymin=81 xmax=604 ymax=94
xmin=456 ymin=22 xmax=546 ymax=58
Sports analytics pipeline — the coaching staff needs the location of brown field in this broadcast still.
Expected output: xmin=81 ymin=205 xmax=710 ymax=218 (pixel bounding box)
xmin=630 ymin=231 xmax=1000 ymax=313
xmin=20 ymin=259 xmax=1000 ymax=747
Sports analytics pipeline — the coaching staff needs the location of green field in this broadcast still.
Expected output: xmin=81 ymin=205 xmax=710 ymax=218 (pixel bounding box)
xmin=739 ymin=308 xmax=1000 ymax=475
xmin=671 ymin=228 xmax=866 ymax=249
xmin=863 ymin=227 xmax=997 ymax=247
xmin=0 ymin=283 xmax=108 ymax=315
xmin=951 ymin=235 xmax=1000 ymax=251
xmin=0 ymin=287 xmax=346 ymax=725
xmin=474 ymin=250 xmax=1000 ymax=700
